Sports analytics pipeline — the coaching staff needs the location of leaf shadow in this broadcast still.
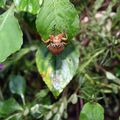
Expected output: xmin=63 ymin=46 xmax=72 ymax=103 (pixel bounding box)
xmin=38 ymin=41 xmax=78 ymax=71
xmin=52 ymin=43 xmax=77 ymax=71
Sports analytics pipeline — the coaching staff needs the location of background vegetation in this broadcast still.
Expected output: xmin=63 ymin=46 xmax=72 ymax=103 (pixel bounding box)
xmin=0 ymin=0 xmax=120 ymax=120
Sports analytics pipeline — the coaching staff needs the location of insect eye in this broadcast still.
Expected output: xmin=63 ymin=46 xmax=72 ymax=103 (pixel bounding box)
xmin=50 ymin=43 xmax=55 ymax=48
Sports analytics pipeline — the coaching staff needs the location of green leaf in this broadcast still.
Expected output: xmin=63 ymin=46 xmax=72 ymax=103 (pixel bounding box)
xmin=0 ymin=98 xmax=23 ymax=118
xmin=0 ymin=0 xmax=6 ymax=7
xmin=105 ymin=71 xmax=117 ymax=80
xmin=68 ymin=93 xmax=78 ymax=104
xmin=9 ymin=75 xmax=26 ymax=105
xmin=36 ymin=42 xmax=80 ymax=97
xmin=6 ymin=113 xmax=23 ymax=120
xmin=115 ymin=66 xmax=120 ymax=77
xmin=80 ymin=102 xmax=104 ymax=120
xmin=112 ymin=7 xmax=120 ymax=27
xmin=93 ymin=0 xmax=104 ymax=12
xmin=31 ymin=104 xmax=51 ymax=119
xmin=36 ymin=89 xmax=49 ymax=99
xmin=0 ymin=7 xmax=23 ymax=63
xmin=13 ymin=0 xmax=43 ymax=14
xmin=9 ymin=75 xmax=26 ymax=95
xmin=36 ymin=0 xmax=79 ymax=40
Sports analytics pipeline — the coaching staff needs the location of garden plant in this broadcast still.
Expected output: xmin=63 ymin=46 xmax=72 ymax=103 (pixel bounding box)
xmin=0 ymin=0 xmax=120 ymax=120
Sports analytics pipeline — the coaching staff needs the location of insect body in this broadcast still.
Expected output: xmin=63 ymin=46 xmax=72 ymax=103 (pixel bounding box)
xmin=44 ymin=33 xmax=67 ymax=55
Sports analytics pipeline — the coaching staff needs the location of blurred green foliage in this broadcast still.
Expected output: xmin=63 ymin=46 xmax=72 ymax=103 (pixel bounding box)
xmin=0 ymin=0 xmax=120 ymax=120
